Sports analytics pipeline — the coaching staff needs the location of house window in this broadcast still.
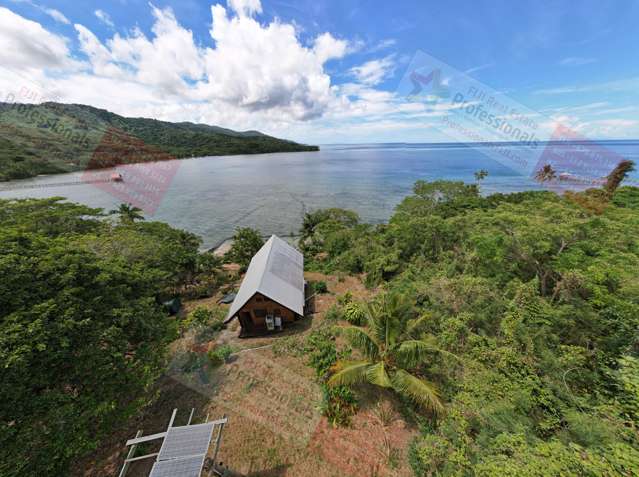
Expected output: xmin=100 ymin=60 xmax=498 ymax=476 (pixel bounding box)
xmin=254 ymin=309 xmax=267 ymax=318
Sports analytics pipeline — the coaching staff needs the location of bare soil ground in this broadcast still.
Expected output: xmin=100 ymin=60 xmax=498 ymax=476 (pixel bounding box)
xmin=73 ymin=272 xmax=417 ymax=477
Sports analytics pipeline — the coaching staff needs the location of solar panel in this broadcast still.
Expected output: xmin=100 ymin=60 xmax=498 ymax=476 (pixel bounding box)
xmin=157 ymin=422 xmax=215 ymax=461
xmin=149 ymin=455 xmax=205 ymax=477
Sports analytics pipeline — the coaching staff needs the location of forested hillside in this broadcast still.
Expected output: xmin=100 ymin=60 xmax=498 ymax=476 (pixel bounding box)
xmin=301 ymin=182 xmax=639 ymax=475
xmin=0 ymin=102 xmax=318 ymax=181
xmin=0 ymin=198 xmax=223 ymax=476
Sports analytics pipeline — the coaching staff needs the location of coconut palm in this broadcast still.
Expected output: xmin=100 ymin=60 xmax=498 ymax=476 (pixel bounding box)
xmin=534 ymin=164 xmax=557 ymax=183
xmin=328 ymin=292 xmax=446 ymax=414
xmin=474 ymin=169 xmax=488 ymax=183
xmin=605 ymin=160 xmax=636 ymax=196
xmin=110 ymin=203 xmax=144 ymax=223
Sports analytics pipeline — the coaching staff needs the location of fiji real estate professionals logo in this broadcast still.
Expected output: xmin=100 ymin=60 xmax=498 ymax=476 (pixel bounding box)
xmin=406 ymin=67 xmax=450 ymax=106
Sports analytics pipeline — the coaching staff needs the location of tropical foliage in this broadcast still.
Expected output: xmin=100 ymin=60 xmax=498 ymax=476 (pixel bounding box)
xmin=225 ymin=227 xmax=264 ymax=271
xmin=0 ymin=198 xmax=208 ymax=476
xmin=305 ymin=327 xmax=358 ymax=426
xmin=304 ymin=177 xmax=639 ymax=475
xmin=329 ymin=292 xmax=446 ymax=414
xmin=110 ymin=202 xmax=144 ymax=223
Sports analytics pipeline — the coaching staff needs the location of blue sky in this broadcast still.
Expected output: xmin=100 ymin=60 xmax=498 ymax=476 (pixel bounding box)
xmin=1 ymin=0 xmax=638 ymax=143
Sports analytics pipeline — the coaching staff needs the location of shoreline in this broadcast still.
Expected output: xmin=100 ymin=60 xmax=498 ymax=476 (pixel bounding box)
xmin=208 ymin=234 xmax=300 ymax=256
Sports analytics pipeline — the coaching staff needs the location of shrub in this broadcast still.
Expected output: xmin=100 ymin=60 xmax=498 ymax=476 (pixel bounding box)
xmin=304 ymin=327 xmax=357 ymax=425
xmin=225 ymin=227 xmax=264 ymax=271
xmin=305 ymin=328 xmax=338 ymax=377
xmin=324 ymin=304 xmax=343 ymax=322
xmin=320 ymin=384 xmax=358 ymax=427
xmin=313 ymin=280 xmax=329 ymax=294
xmin=182 ymin=306 xmax=225 ymax=340
xmin=408 ymin=435 xmax=452 ymax=477
xmin=208 ymin=344 xmax=233 ymax=367
xmin=337 ymin=291 xmax=353 ymax=305
xmin=343 ymin=301 xmax=366 ymax=325
xmin=181 ymin=306 xmax=213 ymax=331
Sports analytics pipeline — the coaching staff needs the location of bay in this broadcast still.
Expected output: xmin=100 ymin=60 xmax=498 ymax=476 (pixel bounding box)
xmin=1 ymin=142 xmax=638 ymax=250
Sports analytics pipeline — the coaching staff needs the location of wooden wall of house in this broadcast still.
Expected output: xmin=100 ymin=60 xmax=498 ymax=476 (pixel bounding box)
xmin=239 ymin=292 xmax=296 ymax=327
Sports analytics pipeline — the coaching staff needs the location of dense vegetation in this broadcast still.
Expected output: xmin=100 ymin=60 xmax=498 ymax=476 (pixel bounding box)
xmin=0 ymin=102 xmax=318 ymax=181
xmin=0 ymin=198 xmax=213 ymax=476
xmin=301 ymin=181 xmax=639 ymax=475
xmin=225 ymin=227 xmax=265 ymax=271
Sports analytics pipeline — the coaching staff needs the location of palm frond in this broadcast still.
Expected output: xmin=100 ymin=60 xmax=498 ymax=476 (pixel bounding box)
xmin=396 ymin=338 xmax=462 ymax=368
xmin=364 ymin=300 xmax=386 ymax=345
xmin=342 ymin=326 xmax=380 ymax=360
xmin=365 ymin=361 xmax=392 ymax=388
xmin=328 ymin=360 xmax=372 ymax=387
xmin=396 ymin=339 xmax=433 ymax=368
xmin=406 ymin=313 xmax=432 ymax=337
xmin=391 ymin=369 xmax=444 ymax=414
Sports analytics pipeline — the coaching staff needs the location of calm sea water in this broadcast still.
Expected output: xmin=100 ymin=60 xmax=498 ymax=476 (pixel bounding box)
xmin=2 ymin=142 xmax=638 ymax=249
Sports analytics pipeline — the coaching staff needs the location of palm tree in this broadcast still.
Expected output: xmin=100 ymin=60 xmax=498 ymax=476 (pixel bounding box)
xmin=474 ymin=169 xmax=488 ymax=183
xmin=110 ymin=203 xmax=144 ymax=223
xmin=328 ymin=292 xmax=446 ymax=414
xmin=535 ymin=164 xmax=557 ymax=183
xmin=604 ymin=160 xmax=635 ymax=196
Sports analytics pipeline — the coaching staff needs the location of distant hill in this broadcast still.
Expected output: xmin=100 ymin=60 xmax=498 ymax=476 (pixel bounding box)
xmin=0 ymin=102 xmax=318 ymax=181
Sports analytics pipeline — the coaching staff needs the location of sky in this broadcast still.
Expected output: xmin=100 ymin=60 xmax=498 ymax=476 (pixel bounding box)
xmin=0 ymin=0 xmax=638 ymax=144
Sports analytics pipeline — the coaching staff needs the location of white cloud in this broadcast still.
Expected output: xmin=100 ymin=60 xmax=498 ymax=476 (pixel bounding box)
xmin=43 ymin=7 xmax=69 ymax=24
xmin=349 ymin=55 xmax=395 ymax=86
xmin=0 ymin=7 xmax=75 ymax=70
xmin=5 ymin=3 xmax=354 ymax=128
xmin=464 ymin=62 xmax=495 ymax=75
xmin=368 ymin=38 xmax=396 ymax=53
xmin=559 ymin=56 xmax=597 ymax=66
xmin=227 ymin=0 xmax=262 ymax=17
xmin=94 ymin=9 xmax=114 ymax=28
xmin=313 ymin=32 xmax=349 ymax=63
xmin=194 ymin=4 xmax=349 ymax=119
xmin=0 ymin=4 xmax=494 ymax=144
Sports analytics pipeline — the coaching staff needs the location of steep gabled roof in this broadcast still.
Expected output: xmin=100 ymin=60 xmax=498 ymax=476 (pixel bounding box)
xmin=225 ymin=235 xmax=304 ymax=323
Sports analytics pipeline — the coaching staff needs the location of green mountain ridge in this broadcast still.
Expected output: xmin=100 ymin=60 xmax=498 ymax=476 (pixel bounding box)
xmin=0 ymin=102 xmax=318 ymax=181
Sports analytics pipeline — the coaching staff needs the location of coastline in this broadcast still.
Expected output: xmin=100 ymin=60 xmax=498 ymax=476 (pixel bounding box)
xmin=208 ymin=234 xmax=300 ymax=256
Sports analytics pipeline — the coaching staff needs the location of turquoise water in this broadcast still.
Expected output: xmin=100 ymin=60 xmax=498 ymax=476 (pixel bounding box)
xmin=1 ymin=142 xmax=638 ymax=249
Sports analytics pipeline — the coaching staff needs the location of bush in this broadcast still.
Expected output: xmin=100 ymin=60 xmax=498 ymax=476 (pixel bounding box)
xmin=181 ymin=306 xmax=225 ymax=340
xmin=312 ymin=280 xmax=328 ymax=294
xmin=208 ymin=344 xmax=233 ymax=367
xmin=225 ymin=227 xmax=264 ymax=271
xmin=408 ymin=435 xmax=451 ymax=477
xmin=320 ymin=384 xmax=358 ymax=427
xmin=337 ymin=291 xmax=353 ymax=305
xmin=305 ymin=328 xmax=338 ymax=377
xmin=324 ymin=304 xmax=343 ymax=322
xmin=304 ymin=327 xmax=357 ymax=426
xmin=343 ymin=301 xmax=366 ymax=325
xmin=181 ymin=306 xmax=213 ymax=331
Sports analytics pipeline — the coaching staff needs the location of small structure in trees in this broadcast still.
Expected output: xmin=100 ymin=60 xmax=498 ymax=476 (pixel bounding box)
xmin=224 ymin=235 xmax=305 ymax=337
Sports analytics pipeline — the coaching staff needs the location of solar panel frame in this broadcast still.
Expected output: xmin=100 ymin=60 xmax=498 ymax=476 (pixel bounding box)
xmin=148 ymin=455 xmax=206 ymax=477
xmin=157 ymin=422 xmax=215 ymax=461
